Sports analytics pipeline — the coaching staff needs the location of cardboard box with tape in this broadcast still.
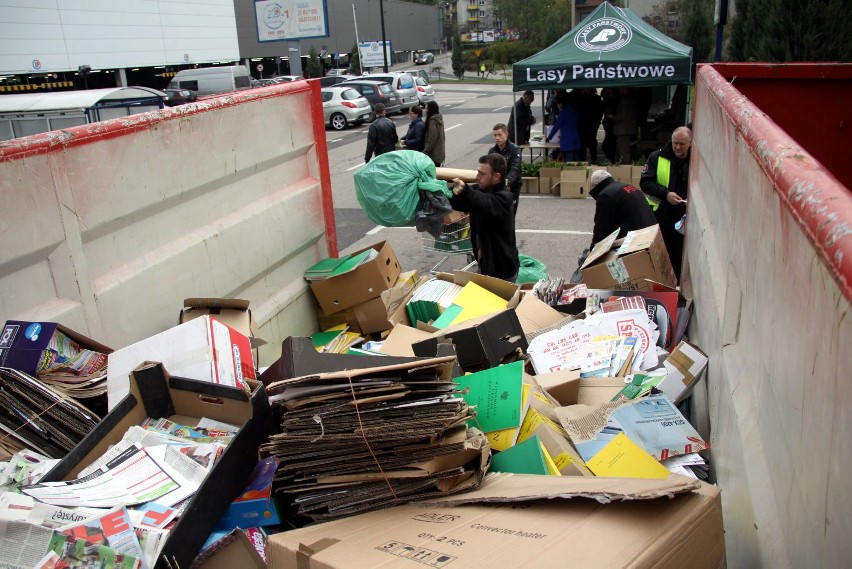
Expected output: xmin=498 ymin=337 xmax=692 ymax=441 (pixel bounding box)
xmin=580 ymin=226 xmax=677 ymax=290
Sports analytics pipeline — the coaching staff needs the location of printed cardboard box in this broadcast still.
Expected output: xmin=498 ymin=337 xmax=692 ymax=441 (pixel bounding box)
xmin=42 ymin=362 xmax=271 ymax=569
xmin=266 ymin=473 xmax=724 ymax=569
xmin=580 ymin=226 xmax=677 ymax=290
xmin=309 ymin=241 xmax=401 ymax=315
xmin=106 ymin=315 xmax=256 ymax=410
xmin=0 ymin=320 xmax=112 ymax=377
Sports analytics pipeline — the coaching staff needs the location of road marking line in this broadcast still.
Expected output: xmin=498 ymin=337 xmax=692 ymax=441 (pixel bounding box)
xmin=346 ymin=163 xmax=364 ymax=172
xmin=517 ymin=229 xmax=592 ymax=235
xmin=492 ymin=106 xmax=510 ymax=112
xmin=445 ymin=124 xmax=463 ymax=131
xmin=329 ymin=138 xmax=343 ymax=143
xmin=366 ymin=225 xmax=385 ymax=235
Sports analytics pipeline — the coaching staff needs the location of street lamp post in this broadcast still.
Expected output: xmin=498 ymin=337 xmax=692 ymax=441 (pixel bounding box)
xmin=379 ymin=0 xmax=388 ymax=72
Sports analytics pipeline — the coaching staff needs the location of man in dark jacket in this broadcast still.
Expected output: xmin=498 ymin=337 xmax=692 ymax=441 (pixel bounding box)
xmin=400 ymin=105 xmax=426 ymax=152
xmin=364 ymin=103 xmax=398 ymax=162
xmin=488 ymin=123 xmax=522 ymax=214
xmin=507 ymin=91 xmax=536 ymax=145
xmin=640 ymin=126 xmax=691 ymax=279
xmin=588 ymin=169 xmax=658 ymax=248
xmin=450 ymin=154 xmax=519 ymax=282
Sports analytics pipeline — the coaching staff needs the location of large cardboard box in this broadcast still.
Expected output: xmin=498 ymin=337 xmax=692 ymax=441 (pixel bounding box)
xmin=521 ymin=176 xmax=539 ymax=195
xmin=559 ymin=168 xmax=589 ymax=199
xmin=42 ymin=362 xmax=271 ymax=569
xmin=580 ymin=226 xmax=677 ymax=290
xmin=0 ymin=320 xmax=112 ymax=376
xmin=106 ymin=315 xmax=256 ymax=410
xmin=266 ymin=474 xmax=725 ymax=569
xmin=309 ymin=241 xmax=401 ymax=315
xmin=179 ymin=298 xmax=266 ymax=349
xmin=316 ymin=274 xmax=421 ymax=334
xmin=538 ymin=167 xmax=562 ymax=195
xmin=604 ymin=164 xmax=634 ymax=184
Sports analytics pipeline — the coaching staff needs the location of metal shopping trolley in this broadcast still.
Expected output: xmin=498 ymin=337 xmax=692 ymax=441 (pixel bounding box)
xmin=421 ymin=212 xmax=477 ymax=274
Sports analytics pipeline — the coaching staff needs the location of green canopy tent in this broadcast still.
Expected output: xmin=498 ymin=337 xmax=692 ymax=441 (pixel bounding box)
xmin=512 ymin=2 xmax=693 ymax=91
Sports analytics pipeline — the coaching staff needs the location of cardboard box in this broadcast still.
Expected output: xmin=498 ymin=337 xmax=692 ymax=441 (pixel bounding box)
xmin=309 ymin=241 xmax=401 ymax=315
xmin=604 ymin=164 xmax=634 ymax=183
xmin=266 ymin=474 xmax=724 ymax=569
xmin=379 ymin=324 xmax=432 ymax=357
xmin=42 ymin=362 xmax=271 ymax=569
xmin=107 ymin=315 xmax=256 ymax=410
xmin=559 ymin=168 xmax=589 ymax=199
xmin=413 ymin=309 xmax=526 ymax=372
xmin=659 ymin=341 xmax=710 ymax=403
xmin=513 ymin=294 xmax=566 ymax=337
xmin=216 ymin=457 xmax=280 ymax=529
xmin=196 ymin=529 xmax=267 ymax=569
xmin=631 ymin=164 xmax=644 ymax=187
xmin=580 ymin=226 xmax=677 ymax=290
xmin=0 ymin=320 xmax=112 ymax=377
xmin=521 ymin=176 xmax=539 ymax=195
xmin=317 ymin=275 xmax=421 ymax=335
xmin=533 ymin=369 xmax=581 ymax=406
xmin=179 ymin=298 xmax=266 ymax=349
xmin=539 ymin=167 xmax=562 ymax=195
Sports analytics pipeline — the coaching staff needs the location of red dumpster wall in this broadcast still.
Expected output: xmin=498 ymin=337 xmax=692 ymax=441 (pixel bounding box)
xmin=710 ymin=63 xmax=852 ymax=190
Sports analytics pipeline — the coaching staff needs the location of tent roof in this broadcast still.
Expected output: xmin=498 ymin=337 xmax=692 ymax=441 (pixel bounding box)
xmin=513 ymin=2 xmax=692 ymax=91
xmin=0 ymin=87 xmax=166 ymax=113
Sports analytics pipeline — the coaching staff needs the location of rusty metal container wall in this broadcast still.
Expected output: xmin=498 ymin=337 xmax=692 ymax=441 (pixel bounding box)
xmin=685 ymin=64 xmax=852 ymax=567
xmin=0 ymin=81 xmax=337 ymax=407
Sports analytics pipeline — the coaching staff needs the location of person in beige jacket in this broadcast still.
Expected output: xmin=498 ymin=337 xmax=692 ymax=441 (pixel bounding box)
xmin=423 ymin=101 xmax=446 ymax=167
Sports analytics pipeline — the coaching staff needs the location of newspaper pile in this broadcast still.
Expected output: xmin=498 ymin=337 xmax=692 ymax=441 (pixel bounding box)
xmin=0 ymin=416 xmax=237 ymax=569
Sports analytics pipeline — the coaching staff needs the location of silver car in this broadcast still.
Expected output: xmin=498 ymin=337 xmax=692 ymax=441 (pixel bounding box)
xmin=361 ymin=72 xmax=418 ymax=112
xmin=414 ymin=77 xmax=435 ymax=106
xmin=320 ymin=86 xmax=373 ymax=131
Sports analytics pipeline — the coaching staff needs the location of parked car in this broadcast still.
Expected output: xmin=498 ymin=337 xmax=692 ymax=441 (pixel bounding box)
xmin=339 ymin=79 xmax=402 ymax=115
xmin=360 ymin=72 xmax=418 ymax=112
xmin=414 ymin=52 xmax=434 ymax=65
xmin=163 ymin=88 xmax=198 ymax=106
xmin=272 ymin=75 xmax=304 ymax=83
xmin=325 ymin=68 xmax=351 ymax=76
xmin=414 ymin=77 xmax=435 ymax=106
xmin=320 ymin=86 xmax=373 ymax=130
xmin=319 ymin=75 xmax=358 ymax=87
xmin=403 ymin=69 xmax=431 ymax=85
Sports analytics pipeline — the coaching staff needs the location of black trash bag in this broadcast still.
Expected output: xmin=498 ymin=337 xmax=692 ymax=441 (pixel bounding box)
xmin=415 ymin=189 xmax=454 ymax=239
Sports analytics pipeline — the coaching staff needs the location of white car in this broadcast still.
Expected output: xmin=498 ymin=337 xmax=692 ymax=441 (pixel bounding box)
xmin=414 ymin=77 xmax=435 ymax=106
xmin=320 ymin=86 xmax=373 ymax=131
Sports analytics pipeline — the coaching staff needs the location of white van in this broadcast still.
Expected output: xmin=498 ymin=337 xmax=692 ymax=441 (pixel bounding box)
xmin=362 ymin=72 xmax=418 ymax=111
xmin=168 ymin=66 xmax=251 ymax=96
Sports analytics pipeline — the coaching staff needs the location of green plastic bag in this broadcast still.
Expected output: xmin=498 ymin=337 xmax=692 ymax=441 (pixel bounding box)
xmin=355 ymin=150 xmax=451 ymax=227
xmin=516 ymin=254 xmax=548 ymax=284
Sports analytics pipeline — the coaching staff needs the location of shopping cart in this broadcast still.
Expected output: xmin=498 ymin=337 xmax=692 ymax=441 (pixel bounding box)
xmin=421 ymin=212 xmax=477 ymax=274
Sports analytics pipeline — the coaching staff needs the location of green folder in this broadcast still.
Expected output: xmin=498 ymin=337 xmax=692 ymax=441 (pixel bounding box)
xmin=432 ymin=304 xmax=463 ymax=329
xmin=490 ymin=435 xmax=549 ymax=475
xmin=453 ymin=361 xmax=524 ymax=432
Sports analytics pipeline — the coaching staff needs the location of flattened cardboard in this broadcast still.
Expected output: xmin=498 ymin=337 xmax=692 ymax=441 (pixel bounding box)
xmin=266 ymin=474 xmax=723 ymax=569
xmin=43 ymin=362 xmax=271 ymax=569
xmin=309 ymin=241 xmax=401 ymax=315
xmin=0 ymin=320 xmax=112 ymax=377
xmin=379 ymin=325 xmax=432 ymax=357
xmin=576 ymin=377 xmax=628 ymax=405
xmin=180 ymin=298 xmax=267 ymax=349
xmin=581 ymin=225 xmax=677 ymax=290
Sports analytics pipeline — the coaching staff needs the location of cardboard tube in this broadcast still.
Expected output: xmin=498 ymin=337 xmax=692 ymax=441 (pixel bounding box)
xmin=436 ymin=167 xmax=477 ymax=183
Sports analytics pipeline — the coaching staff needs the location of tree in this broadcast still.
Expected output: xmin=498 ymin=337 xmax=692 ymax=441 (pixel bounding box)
xmin=681 ymin=0 xmax=714 ymax=63
xmin=451 ymin=35 xmax=464 ymax=79
xmin=728 ymin=0 xmax=852 ymax=62
xmin=349 ymin=43 xmax=361 ymax=74
xmin=306 ymin=46 xmax=323 ymax=78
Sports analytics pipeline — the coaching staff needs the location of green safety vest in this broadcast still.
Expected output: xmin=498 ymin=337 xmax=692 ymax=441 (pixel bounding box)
xmin=645 ymin=156 xmax=671 ymax=212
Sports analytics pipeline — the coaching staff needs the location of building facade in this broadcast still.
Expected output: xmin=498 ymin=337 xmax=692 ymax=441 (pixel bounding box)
xmin=0 ymin=0 xmax=441 ymax=93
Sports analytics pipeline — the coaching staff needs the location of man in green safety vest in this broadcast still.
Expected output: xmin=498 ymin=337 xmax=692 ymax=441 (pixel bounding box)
xmin=640 ymin=126 xmax=692 ymax=281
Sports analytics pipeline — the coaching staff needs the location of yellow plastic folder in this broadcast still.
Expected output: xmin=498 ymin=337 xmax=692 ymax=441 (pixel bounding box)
xmin=586 ymin=432 xmax=670 ymax=479
xmin=446 ymin=281 xmax=508 ymax=326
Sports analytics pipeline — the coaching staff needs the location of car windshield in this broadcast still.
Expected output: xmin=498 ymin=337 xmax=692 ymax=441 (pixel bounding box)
xmin=340 ymin=89 xmax=361 ymax=101
xmin=379 ymin=84 xmax=393 ymax=94
xmin=415 ymin=78 xmax=427 ymax=86
xmin=397 ymin=75 xmax=414 ymax=89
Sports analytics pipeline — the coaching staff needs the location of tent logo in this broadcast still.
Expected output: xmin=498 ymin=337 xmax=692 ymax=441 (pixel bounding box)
xmin=575 ymin=17 xmax=632 ymax=52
